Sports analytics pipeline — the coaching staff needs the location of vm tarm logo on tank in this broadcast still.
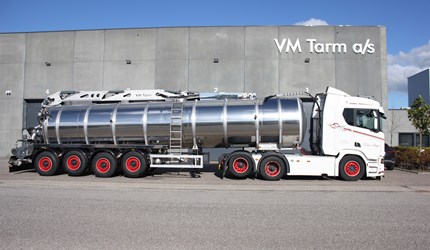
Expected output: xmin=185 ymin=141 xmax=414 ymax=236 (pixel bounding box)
xmin=274 ymin=38 xmax=375 ymax=54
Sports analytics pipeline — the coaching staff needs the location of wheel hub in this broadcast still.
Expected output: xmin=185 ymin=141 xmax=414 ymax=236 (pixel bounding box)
xmin=265 ymin=161 xmax=281 ymax=177
xmin=345 ymin=161 xmax=360 ymax=177
xmin=233 ymin=157 xmax=249 ymax=174
xmin=126 ymin=157 xmax=141 ymax=172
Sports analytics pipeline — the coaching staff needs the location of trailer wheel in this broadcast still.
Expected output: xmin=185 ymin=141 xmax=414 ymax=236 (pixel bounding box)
xmin=339 ymin=155 xmax=365 ymax=181
xmin=121 ymin=151 xmax=147 ymax=178
xmin=34 ymin=151 xmax=59 ymax=176
xmin=227 ymin=153 xmax=253 ymax=178
xmin=62 ymin=150 xmax=88 ymax=176
xmin=91 ymin=152 xmax=117 ymax=178
xmin=259 ymin=156 xmax=286 ymax=181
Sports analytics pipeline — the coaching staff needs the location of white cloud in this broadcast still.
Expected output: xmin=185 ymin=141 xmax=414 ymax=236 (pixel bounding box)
xmin=388 ymin=41 xmax=430 ymax=94
xmin=388 ymin=41 xmax=430 ymax=68
xmin=294 ymin=18 xmax=328 ymax=26
xmin=388 ymin=64 xmax=422 ymax=93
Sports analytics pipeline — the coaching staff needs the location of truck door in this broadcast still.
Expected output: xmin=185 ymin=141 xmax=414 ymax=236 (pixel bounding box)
xmin=342 ymin=108 xmax=384 ymax=160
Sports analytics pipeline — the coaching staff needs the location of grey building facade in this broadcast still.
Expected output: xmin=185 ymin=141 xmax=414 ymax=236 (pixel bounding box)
xmin=0 ymin=25 xmax=387 ymax=157
xmin=408 ymin=68 xmax=430 ymax=106
xmin=386 ymin=68 xmax=430 ymax=147
xmin=385 ymin=109 xmax=419 ymax=147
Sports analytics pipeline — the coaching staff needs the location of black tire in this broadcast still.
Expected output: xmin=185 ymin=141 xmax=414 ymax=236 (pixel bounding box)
xmin=121 ymin=151 xmax=147 ymax=178
xmin=227 ymin=153 xmax=253 ymax=178
xmin=259 ymin=156 xmax=286 ymax=181
xmin=91 ymin=152 xmax=117 ymax=178
xmin=386 ymin=163 xmax=395 ymax=171
xmin=34 ymin=151 xmax=59 ymax=176
xmin=62 ymin=150 xmax=88 ymax=176
xmin=339 ymin=155 xmax=365 ymax=181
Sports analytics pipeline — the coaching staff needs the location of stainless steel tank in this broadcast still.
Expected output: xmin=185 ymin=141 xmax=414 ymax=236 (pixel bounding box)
xmin=43 ymin=98 xmax=305 ymax=148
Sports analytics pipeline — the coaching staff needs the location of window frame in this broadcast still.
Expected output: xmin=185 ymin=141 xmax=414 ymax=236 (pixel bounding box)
xmin=342 ymin=108 xmax=381 ymax=132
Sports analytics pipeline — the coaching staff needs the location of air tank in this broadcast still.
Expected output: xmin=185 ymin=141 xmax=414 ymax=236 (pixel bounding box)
xmin=43 ymin=98 xmax=306 ymax=148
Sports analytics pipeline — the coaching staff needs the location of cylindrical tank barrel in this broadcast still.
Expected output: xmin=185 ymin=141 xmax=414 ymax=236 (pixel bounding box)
xmin=43 ymin=98 xmax=305 ymax=148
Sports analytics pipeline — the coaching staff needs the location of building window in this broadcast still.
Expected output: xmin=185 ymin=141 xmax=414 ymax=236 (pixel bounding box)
xmin=399 ymin=133 xmax=430 ymax=147
xmin=415 ymin=134 xmax=430 ymax=147
xmin=24 ymin=99 xmax=44 ymax=128
xmin=399 ymin=133 xmax=414 ymax=146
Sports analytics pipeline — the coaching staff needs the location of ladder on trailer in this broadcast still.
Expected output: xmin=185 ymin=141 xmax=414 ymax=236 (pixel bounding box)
xmin=169 ymin=101 xmax=184 ymax=153
xmin=150 ymin=100 xmax=203 ymax=170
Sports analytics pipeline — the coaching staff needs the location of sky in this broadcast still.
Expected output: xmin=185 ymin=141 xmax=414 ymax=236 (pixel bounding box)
xmin=1 ymin=0 xmax=429 ymax=108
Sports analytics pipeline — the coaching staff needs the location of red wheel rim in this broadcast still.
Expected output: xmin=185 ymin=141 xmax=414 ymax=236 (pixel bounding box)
xmin=233 ymin=157 xmax=249 ymax=174
xmin=96 ymin=158 xmax=111 ymax=173
xmin=67 ymin=155 xmax=81 ymax=171
xmin=265 ymin=161 xmax=281 ymax=177
xmin=125 ymin=156 xmax=141 ymax=173
xmin=344 ymin=161 xmax=360 ymax=177
xmin=38 ymin=157 xmax=53 ymax=172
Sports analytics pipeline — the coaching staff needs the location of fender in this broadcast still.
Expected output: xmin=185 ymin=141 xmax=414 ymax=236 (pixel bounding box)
xmin=218 ymin=153 xmax=229 ymax=179
xmin=335 ymin=149 xmax=368 ymax=176
xmin=31 ymin=146 xmax=62 ymax=163
xmin=118 ymin=149 xmax=146 ymax=164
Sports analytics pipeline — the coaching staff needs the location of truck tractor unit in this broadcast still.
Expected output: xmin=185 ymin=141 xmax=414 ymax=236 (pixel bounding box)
xmin=9 ymin=87 xmax=386 ymax=181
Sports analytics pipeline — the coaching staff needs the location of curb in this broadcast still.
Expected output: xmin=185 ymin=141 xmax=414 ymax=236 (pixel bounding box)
xmin=394 ymin=167 xmax=430 ymax=175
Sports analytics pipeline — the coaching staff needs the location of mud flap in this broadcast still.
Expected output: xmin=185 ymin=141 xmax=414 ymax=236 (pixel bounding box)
xmin=218 ymin=155 xmax=228 ymax=179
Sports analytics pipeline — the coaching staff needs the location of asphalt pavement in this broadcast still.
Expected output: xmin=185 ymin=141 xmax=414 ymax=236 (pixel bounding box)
xmin=1 ymin=164 xmax=429 ymax=249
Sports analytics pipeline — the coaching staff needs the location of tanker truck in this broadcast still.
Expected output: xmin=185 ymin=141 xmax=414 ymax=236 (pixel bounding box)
xmin=9 ymin=87 xmax=386 ymax=181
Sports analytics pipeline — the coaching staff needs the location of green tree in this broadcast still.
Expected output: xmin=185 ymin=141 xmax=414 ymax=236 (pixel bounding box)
xmin=408 ymin=95 xmax=430 ymax=152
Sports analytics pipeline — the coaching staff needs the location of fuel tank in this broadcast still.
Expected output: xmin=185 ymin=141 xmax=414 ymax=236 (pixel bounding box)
xmin=43 ymin=98 xmax=305 ymax=148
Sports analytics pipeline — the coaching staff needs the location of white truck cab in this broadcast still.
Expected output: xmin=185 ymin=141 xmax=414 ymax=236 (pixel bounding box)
xmin=314 ymin=87 xmax=385 ymax=180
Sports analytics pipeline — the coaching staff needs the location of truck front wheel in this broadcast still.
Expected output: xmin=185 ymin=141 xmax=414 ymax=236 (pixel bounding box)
xmin=339 ymin=155 xmax=365 ymax=181
xmin=34 ymin=151 xmax=59 ymax=176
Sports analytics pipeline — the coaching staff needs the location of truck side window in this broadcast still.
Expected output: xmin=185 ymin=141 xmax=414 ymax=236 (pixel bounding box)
xmin=343 ymin=108 xmax=379 ymax=131
xmin=342 ymin=109 xmax=354 ymax=126
xmin=356 ymin=109 xmax=377 ymax=130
